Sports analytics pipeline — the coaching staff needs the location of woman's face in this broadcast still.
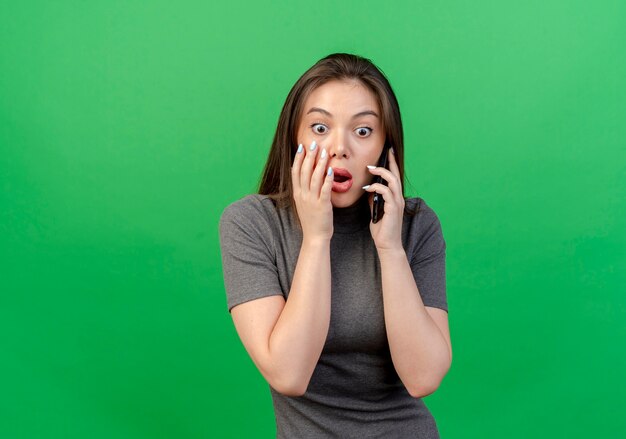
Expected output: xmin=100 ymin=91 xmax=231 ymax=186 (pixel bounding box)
xmin=296 ymin=79 xmax=385 ymax=208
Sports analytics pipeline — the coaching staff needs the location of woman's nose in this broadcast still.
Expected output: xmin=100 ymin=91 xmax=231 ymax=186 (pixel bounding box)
xmin=328 ymin=131 xmax=349 ymax=158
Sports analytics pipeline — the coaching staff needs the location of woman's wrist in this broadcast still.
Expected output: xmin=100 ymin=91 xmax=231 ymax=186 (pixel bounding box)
xmin=376 ymin=245 xmax=406 ymax=260
xmin=302 ymin=235 xmax=332 ymax=248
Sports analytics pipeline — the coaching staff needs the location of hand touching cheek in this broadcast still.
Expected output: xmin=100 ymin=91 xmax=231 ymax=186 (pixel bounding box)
xmin=291 ymin=141 xmax=335 ymax=242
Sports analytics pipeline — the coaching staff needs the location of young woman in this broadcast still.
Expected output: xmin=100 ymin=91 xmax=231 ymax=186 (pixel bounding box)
xmin=219 ymin=53 xmax=452 ymax=438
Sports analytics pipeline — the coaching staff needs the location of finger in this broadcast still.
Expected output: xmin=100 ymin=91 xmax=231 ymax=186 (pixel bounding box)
xmin=310 ymin=147 xmax=329 ymax=197
xmin=300 ymin=140 xmax=319 ymax=193
xmin=388 ymin=147 xmax=401 ymax=180
xmin=366 ymin=165 xmax=402 ymax=201
xmin=362 ymin=183 xmax=397 ymax=206
xmin=291 ymin=143 xmax=304 ymax=193
xmin=319 ymin=165 xmax=334 ymax=203
xmin=362 ymin=182 xmax=393 ymax=196
xmin=386 ymin=148 xmax=405 ymax=204
xmin=367 ymin=163 xmax=400 ymax=187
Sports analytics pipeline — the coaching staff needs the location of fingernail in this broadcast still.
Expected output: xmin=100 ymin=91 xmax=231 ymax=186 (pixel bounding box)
xmin=297 ymin=144 xmax=303 ymax=154
xmin=367 ymin=165 xmax=376 ymax=170
xmin=309 ymin=141 xmax=317 ymax=151
xmin=362 ymin=185 xmax=370 ymax=189
xmin=390 ymin=147 xmax=395 ymax=154
xmin=320 ymin=148 xmax=327 ymax=159
xmin=327 ymin=166 xmax=332 ymax=176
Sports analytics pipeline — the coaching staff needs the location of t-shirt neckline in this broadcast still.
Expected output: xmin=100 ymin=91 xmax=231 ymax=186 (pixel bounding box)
xmin=332 ymin=193 xmax=371 ymax=234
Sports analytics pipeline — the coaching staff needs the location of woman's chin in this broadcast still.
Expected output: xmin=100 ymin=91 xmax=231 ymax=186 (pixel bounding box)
xmin=331 ymin=190 xmax=361 ymax=208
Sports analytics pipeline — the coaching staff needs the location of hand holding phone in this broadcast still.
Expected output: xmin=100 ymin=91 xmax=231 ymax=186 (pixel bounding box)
xmin=372 ymin=144 xmax=390 ymax=223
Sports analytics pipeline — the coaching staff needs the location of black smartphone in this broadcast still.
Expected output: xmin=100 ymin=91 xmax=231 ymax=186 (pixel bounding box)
xmin=372 ymin=143 xmax=390 ymax=223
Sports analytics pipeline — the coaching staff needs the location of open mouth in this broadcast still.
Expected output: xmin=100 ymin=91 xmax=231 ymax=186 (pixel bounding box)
xmin=331 ymin=168 xmax=353 ymax=193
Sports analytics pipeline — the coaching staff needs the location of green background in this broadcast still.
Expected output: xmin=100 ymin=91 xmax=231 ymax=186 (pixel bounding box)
xmin=1 ymin=1 xmax=624 ymax=438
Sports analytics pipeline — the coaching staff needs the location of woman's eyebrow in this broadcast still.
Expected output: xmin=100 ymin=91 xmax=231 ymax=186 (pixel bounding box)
xmin=353 ymin=110 xmax=379 ymax=119
xmin=307 ymin=107 xmax=332 ymax=117
xmin=306 ymin=107 xmax=379 ymax=119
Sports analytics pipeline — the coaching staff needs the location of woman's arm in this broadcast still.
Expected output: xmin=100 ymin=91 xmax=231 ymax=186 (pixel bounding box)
xmin=231 ymin=142 xmax=334 ymax=397
xmin=231 ymin=237 xmax=331 ymax=397
xmin=364 ymin=148 xmax=452 ymax=398
xmin=377 ymin=247 xmax=452 ymax=398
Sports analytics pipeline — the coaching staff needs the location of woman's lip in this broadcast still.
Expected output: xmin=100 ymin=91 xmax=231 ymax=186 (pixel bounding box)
xmin=330 ymin=167 xmax=353 ymax=193
xmin=332 ymin=178 xmax=353 ymax=193
xmin=332 ymin=167 xmax=352 ymax=179
xmin=333 ymin=167 xmax=352 ymax=193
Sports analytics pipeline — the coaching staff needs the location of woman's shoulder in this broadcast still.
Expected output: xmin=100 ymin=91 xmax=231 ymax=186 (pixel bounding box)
xmin=403 ymin=195 xmax=441 ymax=226
xmin=401 ymin=195 xmax=446 ymax=260
xmin=219 ymin=193 xmax=283 ymax=232
xmin=221 ymin=193 xmax=274 ymax=214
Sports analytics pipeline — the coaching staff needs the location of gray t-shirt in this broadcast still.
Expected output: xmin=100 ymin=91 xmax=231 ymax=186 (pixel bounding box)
xmin=218 ymin=192 xmax=447 ymax=438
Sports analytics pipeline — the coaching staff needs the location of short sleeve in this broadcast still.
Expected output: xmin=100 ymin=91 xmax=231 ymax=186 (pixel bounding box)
xmin=408 ymin=202 xmax=448 ymax=312
xmin=218 ymin=198 xmax=284 ymax=313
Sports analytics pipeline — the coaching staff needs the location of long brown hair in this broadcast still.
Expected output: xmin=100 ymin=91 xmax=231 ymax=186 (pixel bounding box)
xmin=258 ymin=53 xmax=418 ymax=223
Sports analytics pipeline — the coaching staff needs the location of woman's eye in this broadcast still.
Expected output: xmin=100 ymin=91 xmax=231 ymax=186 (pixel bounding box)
xmin=312 ymin=123 xmax=328 ymax=135
xmin=355 ymin=127 xmax=372 ymax=137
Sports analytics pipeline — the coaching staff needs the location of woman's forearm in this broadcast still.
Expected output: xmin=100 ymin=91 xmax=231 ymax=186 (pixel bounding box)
xmin=268 ymin=237 xmax=331 ymax=395
xmin=378 ymin=247 xmax=451 ymax=398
